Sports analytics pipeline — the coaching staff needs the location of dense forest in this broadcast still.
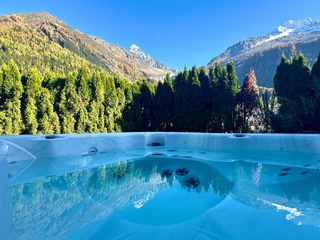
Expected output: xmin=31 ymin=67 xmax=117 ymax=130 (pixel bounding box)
xmin=0 ymin=52 xmax=320 ymax=135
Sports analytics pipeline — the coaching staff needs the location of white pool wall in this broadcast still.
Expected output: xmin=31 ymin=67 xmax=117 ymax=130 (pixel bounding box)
xmin=0 ymin=133 xmax=319 ymax=162
xmin=0 ymin=144 xmax=13 ymax=240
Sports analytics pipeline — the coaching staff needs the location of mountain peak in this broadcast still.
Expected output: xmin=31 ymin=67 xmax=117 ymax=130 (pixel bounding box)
xmin=282 ymin=17 xmax=318 ymax=29
xmin=128 ymin=43 xmax=178 ymax=77
xmin=129 ymin=44 xmax=141 ymax=53
xmin=207 ymin=17 xmax=320 ymax=87
xmin=129 ymin=44 xmax=151 ymax=61
xmin=273 ymin=17 xmax=320 ymax=35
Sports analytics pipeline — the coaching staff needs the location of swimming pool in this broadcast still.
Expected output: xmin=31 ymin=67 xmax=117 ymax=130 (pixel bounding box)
xmin=1 ymin=133 xmax=320 ymax=239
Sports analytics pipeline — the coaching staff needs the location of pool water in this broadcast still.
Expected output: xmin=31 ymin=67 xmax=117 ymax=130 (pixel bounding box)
xmin=9 ymin=147 xmax=320 ymax=240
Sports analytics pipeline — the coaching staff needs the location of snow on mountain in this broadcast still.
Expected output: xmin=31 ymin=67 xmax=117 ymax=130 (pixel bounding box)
xmin=266 ymin=18 xmax=320 ymax=41
xmin=207 ymin=17 xmax=320 ymax=87
xmin=129 ymin=44 xmax=178 ymax=76
xmin=129 ymin=44 xmax=152 ymax=62
xmin=251 ymin=18 xmax=320 ymax=49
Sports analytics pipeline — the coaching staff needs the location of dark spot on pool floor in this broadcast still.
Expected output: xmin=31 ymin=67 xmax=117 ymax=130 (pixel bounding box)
xmin=279 ymin=172 xmax=288 ymax=176
xmin=176 ymin=167 xmax=190 ymax=176
xmin=282 ymin=168 xmax=291 ymax=171
xmin=167 ymin=149 xmax=177 ymax=152
xmin=161 ymin=169 xmax=173 ymax=178
xmin=184 ymin=177 xmax=200 ymax=188
xmin=300 ymin=171 xmax=309 ymax=175
xmin=151 ymin=153 xmax=165 ymax=156
xmin=304 ymin=164 xmax=311 ymax=167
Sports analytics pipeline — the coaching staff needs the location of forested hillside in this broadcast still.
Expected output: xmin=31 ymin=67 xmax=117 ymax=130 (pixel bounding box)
xmin=0 ymin=14 xmax=99 ymax=77
xmin=0 ymin=13 xmax=177 ymax=81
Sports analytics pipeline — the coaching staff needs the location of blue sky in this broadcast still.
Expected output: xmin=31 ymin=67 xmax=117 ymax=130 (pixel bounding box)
xmin=1 ymin=0 xmax=320 ymax=70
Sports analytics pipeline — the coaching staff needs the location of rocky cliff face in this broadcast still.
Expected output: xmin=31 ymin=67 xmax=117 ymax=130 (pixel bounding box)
xmin=207 ymin=18 xmax=320 ymax=87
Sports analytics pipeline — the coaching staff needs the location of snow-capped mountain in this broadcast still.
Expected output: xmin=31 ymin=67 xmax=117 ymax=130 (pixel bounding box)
xmin=128 ymin=44 xmax=178 ymax=77
xmin=130 ymin=44 xmax=151 ymax=61
xmin=90 ymin=36 xmax=178 ymax=80
xmin=208 ymin=18 xmax=320 ymax=87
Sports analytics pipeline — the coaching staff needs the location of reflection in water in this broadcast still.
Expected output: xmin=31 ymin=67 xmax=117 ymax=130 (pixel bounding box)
xmin=10 ymin=156 xmax=234 ymax=238
xmin=86 ymin=157 xmax=233 ymax=210
xmin=85 ymin=157 xmax=234 ymax=225
xmin=9 ymin=155 xmax=320 ymax=239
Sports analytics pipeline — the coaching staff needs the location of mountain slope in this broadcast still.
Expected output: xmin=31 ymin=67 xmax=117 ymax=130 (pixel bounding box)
xmin=0 ymin=12 xmax=177 ymax=80
xmin=0 ymin=13 xmax=98 ymax=75
xmin=207 ymin=18 xmax=320 ymax=87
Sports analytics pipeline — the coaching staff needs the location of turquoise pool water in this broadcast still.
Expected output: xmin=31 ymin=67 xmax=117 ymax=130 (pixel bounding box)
xmin=8 ymin=145 xmax=320 ymax=240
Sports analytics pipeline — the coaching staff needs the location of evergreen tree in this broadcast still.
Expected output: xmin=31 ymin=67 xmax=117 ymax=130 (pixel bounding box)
xmin=272 ymin=53 xmax=316 ymax=132
xmin=38 ymin=88 xmax=61 ymax=134
xmin=23 ymin=68 xmax=42 ymax=134
xmin=58 ymin=71 xmax=81 ymax=133
xmin=289 ymin=54 xmax=312 ymax=99
xmin=199 ymin=67 xmax=212 ymax=109
xmin=89 ymin=71 xmax=106 ymax=132
xmin=139 ymin=79 xmax=154 ymax=131
xmin=173 ymin=67 xmax=188 ymax=131
xmin=273 ymin=55 xmax=291 ymax=101
xmin=312 ymin=52 xmax=320 ymax=83
xmin=211 ymin=67 xmax=233 ymax=132
xmin=103 ymin=72 xmax=122 ymax=132
xmin=75 ymin=66 xmax=92 ymax=133
xmin=226 ymin=62 xmax=240 ymax=96
xmin=0 ymin=60 xmax=23 ymax=134
xmin=153 ymin=74 xmax=174 ymax=131
xmin=183 ymin=66 xmax=207 ymax=132
xmin=214 ymin=63 xmax=223 ymax=81
xmin=76 ymin=67 xmax=90 ymax=129
xmin=208 ymin=66 xmax=216 ymax=86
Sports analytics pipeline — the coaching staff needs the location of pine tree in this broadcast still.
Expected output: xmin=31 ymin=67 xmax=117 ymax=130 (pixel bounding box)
xmin=199 ymin=67 xmax=212 ymax=132
xmin=211 ymin=67 xmax=230 ymax=132
xmin=183 ymin=66 xmax=206 ymax=132
xmin=226 ymin=62 xmax=240 ymax=96
xmin=0 ymin=60 xmax=24 ymax=134
xmin=288 ymin=54 xmax=312 ymax=100
xmin=75 ymin=66 xmax=92 ymax=133
xmin=153 ymin=74 xmax=174 ymax=131
xmin=173 ymin=67 xmax=188 ymax=131
xmin=103 ymin=72 xmax=121 ymax=132
xmin=310 ymin=53 xmax=320 ymax=131
xmin=89 ymin=71 xmax=105 ymax=132
xmin=58 ymin=71 xmax=81 ymax=133
xmin=139 ymin=79 xmax=154 ymax=131
xmin=273 ymin=55 xmax=290 ymax=101
xmin=23 ymin=68 xmax=42 ymax=134
xmin=38 ymin=88 xmax=60 ymax=134
xmin=272 ymin=53 xmax=315 ymax=132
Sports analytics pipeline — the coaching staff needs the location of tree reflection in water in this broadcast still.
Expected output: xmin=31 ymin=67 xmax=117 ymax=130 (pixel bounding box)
xmin=9 ymin=156 xmax=320 ymax=238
